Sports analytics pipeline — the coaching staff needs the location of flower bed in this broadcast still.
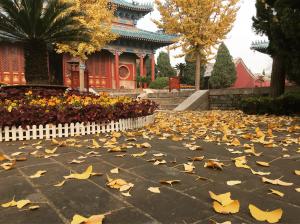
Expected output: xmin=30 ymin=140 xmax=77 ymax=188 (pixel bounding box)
xmin=0 ymin=87 xmax=158 ymax=128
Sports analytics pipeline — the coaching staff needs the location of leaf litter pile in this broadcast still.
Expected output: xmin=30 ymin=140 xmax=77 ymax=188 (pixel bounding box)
xmin=0 ymin=110 xmax=299 ymax=223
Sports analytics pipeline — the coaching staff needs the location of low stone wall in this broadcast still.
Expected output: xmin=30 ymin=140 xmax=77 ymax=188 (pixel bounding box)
xmin=209 ymin=87 xmax=299 ymax=110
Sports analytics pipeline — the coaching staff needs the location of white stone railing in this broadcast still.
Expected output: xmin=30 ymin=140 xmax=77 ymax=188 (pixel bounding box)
xmin=0 ymin=114 xmax=155 ymax=142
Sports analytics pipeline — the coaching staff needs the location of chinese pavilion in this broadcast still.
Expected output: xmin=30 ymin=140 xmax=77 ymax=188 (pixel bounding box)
xmin=0 ymin=0 xmax=176 ymax=89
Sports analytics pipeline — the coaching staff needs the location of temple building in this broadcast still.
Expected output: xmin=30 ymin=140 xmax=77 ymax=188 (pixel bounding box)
xmin=0 ymin=0 xmax=176 ymax=89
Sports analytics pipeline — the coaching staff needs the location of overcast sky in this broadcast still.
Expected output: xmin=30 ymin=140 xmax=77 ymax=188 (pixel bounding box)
xmin=136 ymin=0 xmax=273 ymax=75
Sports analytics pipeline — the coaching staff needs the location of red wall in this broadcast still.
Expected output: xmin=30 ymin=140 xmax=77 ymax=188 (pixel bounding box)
xmin=232 ymin=60 xmax=256 ymax=88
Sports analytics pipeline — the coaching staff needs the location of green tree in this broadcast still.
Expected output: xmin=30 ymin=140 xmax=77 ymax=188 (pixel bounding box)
xmin=0 ymin=0 xmax=90 ymax=84
xmin=209 ymin=43 xmax=236 ymax=89
xmin=156 ymin=51 xmax=176 ymax=77
xmin=253 ymin=0 xmax=300 ymax=97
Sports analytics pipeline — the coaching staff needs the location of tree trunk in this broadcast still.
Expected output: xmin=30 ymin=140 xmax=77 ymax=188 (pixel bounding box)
xmin=195 ymin=51 xmax=201 ymax=91
xmin=24 ymin=40 xmax=49 ymax=85
xmin=270 ymin=54 xmax=285 ymax=98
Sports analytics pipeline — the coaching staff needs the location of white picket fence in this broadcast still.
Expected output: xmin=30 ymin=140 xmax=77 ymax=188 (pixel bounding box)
xmin=0 ymin=114 xmax=155 ymax=142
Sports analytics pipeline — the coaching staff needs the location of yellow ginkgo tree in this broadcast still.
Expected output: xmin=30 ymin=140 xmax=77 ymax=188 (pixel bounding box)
xmin=57 ymin=0 xmax=117 ymax=90
xmin=154 ymin=0 xmax=239 ymax=90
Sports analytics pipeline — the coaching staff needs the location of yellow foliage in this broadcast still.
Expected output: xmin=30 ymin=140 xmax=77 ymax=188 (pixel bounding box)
xmin=154 ymin=0 xmax=239 ymax=57
xmin=57 ymin=0 xmax=117 ymax=59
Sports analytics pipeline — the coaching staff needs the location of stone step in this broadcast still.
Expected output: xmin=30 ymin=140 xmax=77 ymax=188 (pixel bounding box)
xmin=149 ymin=97 xmax=187 ymax=105
xmin=147 ymin=90 xmax=194 ymax=98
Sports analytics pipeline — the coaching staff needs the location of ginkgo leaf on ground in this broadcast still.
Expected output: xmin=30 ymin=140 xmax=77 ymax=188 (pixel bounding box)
xmin=92 ymin=139 xmax=101 ymax=148
xmin=153 ymin=160 xmax=167 ymax=166
xmin=204 ymin=160 xmax=224 ymax=170
xmin=11 ymin=152 xmax=24 ymax=157
xmin=160 ymin=180 xmax=181 ymax=186
xmin=71 ymin=214 xmax=105 ymax=224
xmin=256 ymin=161 xmax=270 ymax=167
xmin=30 ymin=170 xmax=47 ymax=179
xmin=188 ymin=156 xmax=204 ymax=161
xmin=0 ymin=152 xmax=9 ymax=161
xmin=106 ymin=175 xmax=133 ymax=192
xmin=262 ymin=177 xmax=293 ymax=186
xmin=64 ymin=166 xmax=93 ymax=180
xmin=131 ymin=151 xmax=147 ymax=158
xmin=213 ymin=200 xmax=240 ymax=214
xmin=121 ymin=192 xmax=131 ymax=197
xmin=1 ymin=160 xmax=16 ymax=170
xmin=249 ymin=204 xmax=282 ymax=223
xmin=16 ymin=200 xmax=31 ymax=209
xmin=1 ymin=199 xmax=31 ymax=209
xmin=54 ymin=180 xmax=66 ymax=187
xmin=110 ymin=168 xmax=119 ymax=174
xmin=45 ymin=147 xmax=57 ymax=154
xmin=251 ymin=169 xmax=271 ymax=176
xmin=28 ymin=205 xmax=40 ymax=210
xmin=209 ymin=191 xmax=234 ymax=206
xmin=295 ymin=188 xmax=300 ymax=192
xmin=148 ymin=187 xmax=160 ymax=194
xmin=227 ymin=180 xmax=242 ymax=186
xmin=140 ymin=142 xmax=151 ymax=148
xmin=210 ymin=220 xmax=232 ymax=224
xmin=69 ymin=159 xmax=85 ymax=164
xmin=230 ymin=138 xmax=241 ymax=146
xmin=1 ymin=199 xmax=17 ymax=208
xmin=268 ymin=189 xmax=284 ymax=197
xmin=295 ymin=170 xmax=300 ymax=176
xmin=183 ymin=163 xmax=195 ymax=173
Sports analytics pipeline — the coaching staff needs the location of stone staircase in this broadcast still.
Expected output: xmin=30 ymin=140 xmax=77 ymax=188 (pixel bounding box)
xmin=146 ymin=91 xmax=194 ymax=110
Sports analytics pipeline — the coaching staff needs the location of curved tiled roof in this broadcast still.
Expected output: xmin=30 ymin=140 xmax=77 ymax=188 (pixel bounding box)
xmin=112 ymin=0 xmax=153 ymax=12
xmin=251 ymin=40 xmax=269 ymax=54
xmin=112 ymin=25 xmax=177 ymax=44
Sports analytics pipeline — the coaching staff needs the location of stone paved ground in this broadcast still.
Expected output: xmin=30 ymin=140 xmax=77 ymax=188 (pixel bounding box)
xmin=0 ymin=111 xmax=299 ymax=224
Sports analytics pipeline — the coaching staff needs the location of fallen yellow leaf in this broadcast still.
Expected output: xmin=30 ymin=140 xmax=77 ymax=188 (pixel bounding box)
xmin=16 ymin=200 xmax=31 ymax=209
xmin=71 ymin=214 xmax=105 ymax=224
xmin=213 ymin=200 xmax=240 ymax=214
xmin=110 ymin=168 xmax=119 ymax=174
xmin=148 ymin=187 xmax=160 ymax=194
xmin=153 ymin=160 xmax=167 ymax=166
xmin=204 ymin=160 xmax=224 ymax=170
xmin=69 ymin=159 xmax=85 ymax=164
xmin=230 ymin=138 xmax=241 ymax=146
xmin=1 ymin=199 xmax=17 ymax=208
xmin=160 ymin=180 xmax=181 ymax=186
xmin=140 ymin=142 xmax=151 ymax=148
xmin=249 ymin=204 xmax=282 ymax=223
xmin=226 ymin=180 xmax=242 ymax=186
xmin=131 ymin=151 xmax=147 ymax=158
xmin=121 ymin=192 xmax=131 ymax=197
xmin=54 ymin=180 xmax=66 ymax=187
xmin=64 ymin=166 xmax=93 ymax=180
xmin=250 ymin=169 xmax=271 ymax=176
xmin=262 ymin=177 xmax=293 ymax=186
xmin=45 ymin=147 xmax=57 ymax=154
xmin=1 ymin=160 xmax=16 ymax=170
xmin=30 ymin=170 xmax=47 ymax=179
xmin=256 ymin=161 xmax=270 ymax=167
xmin=209 ymin=191 xmax=234 ymax=206
xmin=268 ymin=189 xmax=284 ymax=197
xmin=295 ymin=170 xmax=300 ymax=176
xmin=183 ymin=162 xmax=195 ymax=173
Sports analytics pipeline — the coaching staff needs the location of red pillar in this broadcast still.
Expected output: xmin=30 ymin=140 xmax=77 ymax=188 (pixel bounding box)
xmin=151 ymin=53 xmax=155 ymax=81
xmin=114 ymin=50 xmax=120 ymax=89
xmin=139 ymin=55 xmax=144 ymax=77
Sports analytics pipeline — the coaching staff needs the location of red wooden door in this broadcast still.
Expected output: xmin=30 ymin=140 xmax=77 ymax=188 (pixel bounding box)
xmin=70 ymin=71 xmax=80 ymax=88
xmin=0 ymin=43 xmax=25 ymax=85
